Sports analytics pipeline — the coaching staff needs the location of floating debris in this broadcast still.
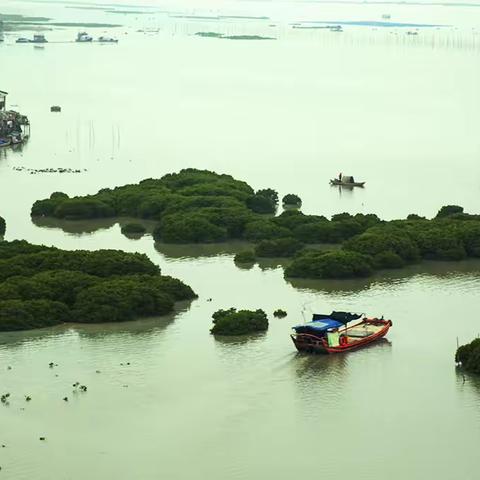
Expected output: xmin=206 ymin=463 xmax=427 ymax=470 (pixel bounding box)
xmin=50 ymin=105 xmax=61 ymax=112
xmin=39 ymin=437 xmax=46 ymax=441
xmin=63 ymin=397 xmax=68 ymax=402
xmin=25 ymin=395 xmax=32 ymax=402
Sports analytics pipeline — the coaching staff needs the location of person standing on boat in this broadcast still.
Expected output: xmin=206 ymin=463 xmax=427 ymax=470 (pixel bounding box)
xmin=338 ymin=172 xmax=342 ymax=182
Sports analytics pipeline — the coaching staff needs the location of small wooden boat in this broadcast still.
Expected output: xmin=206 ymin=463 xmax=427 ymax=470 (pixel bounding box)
xmin=291 ymin=311 xmax=392 ymax=354
xmin=330 ymin=176 xmax=365 ymax=187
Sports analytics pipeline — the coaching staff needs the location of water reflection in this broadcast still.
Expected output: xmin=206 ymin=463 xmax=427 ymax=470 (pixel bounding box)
xmin=155 ymin=240 xmax=251 ymax=259
xmin=32 ymin=216 xmax=117 ymax=234
xmin=212 ymin=331 xmax=267 ymax=347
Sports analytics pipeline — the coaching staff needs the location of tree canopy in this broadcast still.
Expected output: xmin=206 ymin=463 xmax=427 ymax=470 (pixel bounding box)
xmin=456 ymin=338 xmax=480 ymax=375
xmin=0 ymin=241 xmax=196 ymax=331
xmin=210 ymin=308 xmax=269 ymax=335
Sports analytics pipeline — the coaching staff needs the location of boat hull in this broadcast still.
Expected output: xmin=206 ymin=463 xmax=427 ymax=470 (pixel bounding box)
xmin=330 ymin=179 xmax=365 ymax=187
xmin=291 ymin=318 xmax=392 ymax=354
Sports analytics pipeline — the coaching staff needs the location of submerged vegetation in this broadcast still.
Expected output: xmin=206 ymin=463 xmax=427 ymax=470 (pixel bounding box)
xmin=456 ymin=338 xmax=480 ymax=375
xmin=0 ymin=240 xmax=196 ymax=331
xmin=210 ymin=308 xmax=269 ymax=335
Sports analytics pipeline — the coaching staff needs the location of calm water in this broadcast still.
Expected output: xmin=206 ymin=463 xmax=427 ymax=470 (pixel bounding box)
xmin=1 ymin=1 xmax=480 ymax=478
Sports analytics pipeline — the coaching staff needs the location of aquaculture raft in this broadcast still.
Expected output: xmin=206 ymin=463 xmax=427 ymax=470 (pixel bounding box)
xmin=291 ymin=312 xmax=392 ymax=354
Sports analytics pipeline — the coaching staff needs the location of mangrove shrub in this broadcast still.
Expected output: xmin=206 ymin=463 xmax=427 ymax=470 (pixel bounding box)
xmin=285 ymin=250 xmax=373 ymax=279
xmin=234 ymin=251 xmax=256 ymax=264
xmin=210 ymin=308 xmax=269 ymax=335
xmin=255 ymin=238 xmax=304 ymax=257
xmin=121 ymin=223 xmax=147 ymax=235
xmin=456 ymin=338 xmax=480 ymax=375
xmin=0 ymin=240 xmax=196 ymax=331
xmin=282 ymin=194 xmax=302 ymax=206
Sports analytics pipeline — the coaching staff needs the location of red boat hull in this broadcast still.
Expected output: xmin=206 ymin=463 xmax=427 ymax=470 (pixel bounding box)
xmin=291 ymin=318 xmax=392 ymax=354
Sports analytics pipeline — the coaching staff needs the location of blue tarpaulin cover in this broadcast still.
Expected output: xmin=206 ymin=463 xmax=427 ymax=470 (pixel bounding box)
xmin=293 ymin=318 xmax=343 ymax=335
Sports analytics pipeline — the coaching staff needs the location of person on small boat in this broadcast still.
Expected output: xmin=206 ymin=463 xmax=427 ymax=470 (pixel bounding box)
xmin=338 ymin=172 xmax=342 ymax=181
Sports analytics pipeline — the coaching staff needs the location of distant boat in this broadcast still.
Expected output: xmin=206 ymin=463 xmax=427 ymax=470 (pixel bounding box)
xmin=16 ymin=37 xmax=30 ymax=43
xmin=330 ymin=175 xmax=365 ymax=187
xmin=32 ymin=34 xmax=47 ymax=43
xmin=291 ymin=312 xmax=393 ymax=354
xmin=382 ymin=14 xmax=391 ymax=20
xmin=98 ymin=36 xmax=118 ymax=43
xmin=76 ymin=32 xmax=93 ymax=42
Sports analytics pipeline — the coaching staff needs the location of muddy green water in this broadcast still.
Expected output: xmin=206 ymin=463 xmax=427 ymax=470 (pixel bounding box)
xmin=1 ymin=1 xmax=480 ymax=478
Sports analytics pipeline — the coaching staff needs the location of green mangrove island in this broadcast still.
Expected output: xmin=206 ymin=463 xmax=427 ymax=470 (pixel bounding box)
xmin=210 ymin=308 xmax=269 ymax=335
xmin=31 ymin=170 xmax=480 ymax=280
xmin=0 ymin=239 xmax=196 ymax=332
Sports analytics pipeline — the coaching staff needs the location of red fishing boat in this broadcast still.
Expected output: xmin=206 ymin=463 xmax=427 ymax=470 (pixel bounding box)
xmin=291 ymin=311 xmax=392 ymax=354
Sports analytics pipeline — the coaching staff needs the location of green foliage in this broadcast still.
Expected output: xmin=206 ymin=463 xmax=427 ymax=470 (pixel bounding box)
xmin=0 ymin=240 xmax=56 ymax=260
xmin=0 ymin=249 xmax=159 ymax=282
xmin=282 ymin=194 xmax=301 ymax=206
xmin=285 ymin=250 xmax=373 ymax=279
xmin=436 ymin=205 xmax=464 ymax=218
xmin=414 ymin=227 xmax=466 ymax=260
xmin=156 ymin=213 xmax=228 ymax=243
xmin=234 ymin=251 xmax=256 ymax=263
xmin=0 ymin=270 xmax=99 ymax=305
xmin=210 ymin=308 xmax=268 ymax=335
xmin=243 ymin=220 xmax=291 ymax=242
xmin=273 ymin=210 xmax=324 ymax=231
xmin=372 ymin=251 xmax=405 ymax=269
xmin=344 ymin=230 xmax=420 ymax=263
xmin=72 ymin=278 xmax=174 ymax=323
xmin=255 ymin=238 xmax=304 ymax=257
xmin=257 ymin=188 xmax=279 ymax=205
xmin=273 ymin=309 xmax=287 ymax=318
xmin=121 ymin=223 xmax=147 ymax=235
xmin=0 ymin=299 xmax=70 ymax=331
xmin=456 ymin=338 xmax=480 ymax=375
xmin=246 ymin=194 xmax=276 ymax=214
xmin=0 ymin=216 xmax=5 ymax=236
xmin=0 ymin=240 xmax=196 ymax=331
